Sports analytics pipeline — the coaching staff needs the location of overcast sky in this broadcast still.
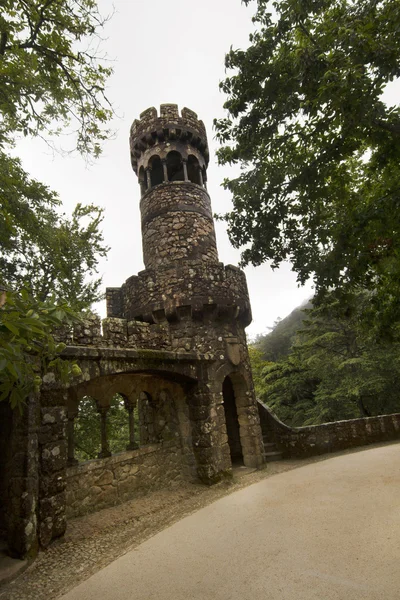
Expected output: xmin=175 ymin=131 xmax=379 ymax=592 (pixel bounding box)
xmin=19 ymin=0 xmax=393 ymax=338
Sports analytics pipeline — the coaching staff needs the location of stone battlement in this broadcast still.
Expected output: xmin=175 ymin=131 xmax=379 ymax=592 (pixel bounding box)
xmin=106 ymin=261 xmax=252 ymax=326
xmin=130 ymin=104 xmax=209 ymax=174
xmin=54 ymin=314 xmax=171 ymax=351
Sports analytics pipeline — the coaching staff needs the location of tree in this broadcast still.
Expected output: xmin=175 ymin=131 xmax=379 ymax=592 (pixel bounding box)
xmin=253 ymin=301 xmax=311 ymax=361
xmin=0 ymin=1 xmax=113 ymax=407
xmin=215 ymin=0 xmax=400 ymax=325
xmin=0 ymin=288 xmax=81 ymax=409
xmin=74 ymin=395 xmax=130 ymax=461
xmin=0 ymin=152 xmax=108 ymax=309
xmin=258 ymin=293 xmax=400 ymax=425
xmin=0 ymin=0 xmax=113 ymax=156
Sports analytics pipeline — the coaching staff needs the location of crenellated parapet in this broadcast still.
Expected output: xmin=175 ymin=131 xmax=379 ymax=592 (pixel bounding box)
xmin=130 ymin=104 xmax=208 ymax=176
xmin=54 ymin=314 xmax=171 ymax=351
xmin=106 ymin=261 xmax=252 ymax=326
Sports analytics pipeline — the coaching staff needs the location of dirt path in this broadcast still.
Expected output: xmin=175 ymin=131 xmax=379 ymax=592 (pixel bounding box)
xmin=1 ymin=444 xmax=396 ymax=600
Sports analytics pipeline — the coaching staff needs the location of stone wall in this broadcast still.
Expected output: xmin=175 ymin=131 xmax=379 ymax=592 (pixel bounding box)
xmin=107 ymin=261 xmax=251 ymax=326
xmin=66 ymin=441 xmax=186 ymax=518
xmin=0 ymin=402 xmax=12 ymax=538
xmin=56 ymin=312 xmax=253 ymax=361
xmin=258 ymin=400 xmax=400 ymax=457
xmin=0 ymin=397 xmax=40 ymax=558
xmin=140 ymin=182 xmax=218 ymax=271
xmin=38 ymin=405 xmax=68 ymax=548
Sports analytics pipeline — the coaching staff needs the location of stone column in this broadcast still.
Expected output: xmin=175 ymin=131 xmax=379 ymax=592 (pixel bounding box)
xmin=124 ymin=400 xmax=138 ymax=451
xmin=67 ymin=413 xmax=78 ymax=466
xmin=187 ymin=379 xmax=231 ymax=484
xmin=5 ymin=395 xmax=40 ymax=557
xmin=97 ymin=407 xmax=111 ymax=459
xmin=139 ymin=180 xmax=146 ymax=196
xmin=38 ymin=397 xmax=68 ymax=549
xmin=162 ymin=159 xmax=168 ymax=182
xmin=146 ymin=167 xmax=152 ymax=190
xmin=203 ymin=169 xmax=208 ymax=190
xmin=198 ymin=166 xmax=204 ymax=187
xmin=182 ymin=159 xmax=188 ymax=182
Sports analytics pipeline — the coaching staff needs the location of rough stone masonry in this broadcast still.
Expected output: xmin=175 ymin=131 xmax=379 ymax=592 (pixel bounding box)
xmin=0 ymin=104 xmax=265 ymax=558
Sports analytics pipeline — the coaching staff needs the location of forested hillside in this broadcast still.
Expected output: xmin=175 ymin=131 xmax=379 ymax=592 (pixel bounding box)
xmin=250 ymin=293 xmax=400 ymax=427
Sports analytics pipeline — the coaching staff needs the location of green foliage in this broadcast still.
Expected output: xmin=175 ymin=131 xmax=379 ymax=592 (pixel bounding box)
xmin=255 ymin=293 xmax=400 ymax=425
xmin=215 ymin=0 xmax=400 ymax=326
xmin=0 ymin=1 xmax=113 ymax=409
xmin=0 ymin=0 xmax=113 ymax=156
xmin=107 ymin=395 xmax=130 ymax=455
xmin=0 ymin=152 xmax=109 ymax=308
xmin=74 ymin=396 xmax=100 ymax=460
xmin=74 ymin=395 xmax=131 ymax=461
xmin=0 ymin=289 xmax=81 ymax=409
xmin=247 ymin=345 xmax=272 ymax=396
xmin=253 ymin=300 xmax=311 ymax=361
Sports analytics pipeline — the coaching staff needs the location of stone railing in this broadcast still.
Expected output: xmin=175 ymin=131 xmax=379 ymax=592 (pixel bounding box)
xmin=66 ymin=441 xmax=185 ymax=518
xmin=258 ymin=400 xmax=400 ymax=458
xmin=54 ymin=313 xmax=171 ymax=350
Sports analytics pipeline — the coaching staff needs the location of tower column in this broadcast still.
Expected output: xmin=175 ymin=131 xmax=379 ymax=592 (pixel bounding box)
xmin=146 ymin=167 xmax=152 ymax=190
xmin=182 ymin=159 xmax=189 ymax=182
xmin=162 ymin=159 xmax=168 ymax=182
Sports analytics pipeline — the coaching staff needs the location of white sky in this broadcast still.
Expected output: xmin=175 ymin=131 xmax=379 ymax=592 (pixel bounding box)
xmin=13 ymin=0 xmax=352 ymax=339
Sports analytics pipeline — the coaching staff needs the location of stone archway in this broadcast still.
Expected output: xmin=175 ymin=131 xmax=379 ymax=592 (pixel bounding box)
xmin=222 ymin=376 xmax=244 ymax=465
xmin=217 ymin=369 xmax=264 ymax=469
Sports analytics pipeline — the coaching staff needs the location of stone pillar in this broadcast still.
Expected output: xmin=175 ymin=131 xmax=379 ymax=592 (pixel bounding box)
xmin=38 ymin=399 xmax=68 ymax=549
xmin=125 ymin=400 xmax=138 ymax=451
xmin=198 ymin=166 xmax=204 ymax=187
xmin=5 ymin=395 xmax=40 ymax=558
xmin=187 ymin=378 xmax=231 ymax=484
xmin=140 ymin=180 xmax=146 ymax=196
xmin=146 ymin=167 xmax=152 ymax=190
xmin=67 ymin=413 xmax=78 ymax=466
xmin=162 ymin=159 xmax=168 ymax=182
xmin=182 ymin=159 xmax=188 ymax=182
xmin=97 ymin=407 xmax=111 ymax=459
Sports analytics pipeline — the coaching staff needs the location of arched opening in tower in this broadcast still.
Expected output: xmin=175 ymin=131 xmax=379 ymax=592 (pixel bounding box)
xmin=222 ymin=376 xmax=244 ymax=465
xmin=187 ymin=155 xmax=201 ymax=185
xmin=149 ymin=156 xmax=164 ymax=187
xmin=166 ymin=151 xmax=185 ymax=182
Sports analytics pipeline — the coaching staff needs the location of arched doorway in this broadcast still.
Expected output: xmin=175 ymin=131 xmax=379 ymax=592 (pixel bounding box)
xmin=223 ymin=376 xmax=244 ymax=465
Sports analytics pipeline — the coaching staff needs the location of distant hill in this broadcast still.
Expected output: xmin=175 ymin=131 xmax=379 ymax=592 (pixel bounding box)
xmin=253 ymin=299 xmax=313 ymax=361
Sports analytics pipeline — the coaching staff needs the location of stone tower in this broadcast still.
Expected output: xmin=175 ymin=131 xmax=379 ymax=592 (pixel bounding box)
xmin=106 ymin=104 xmax=264 ymax=482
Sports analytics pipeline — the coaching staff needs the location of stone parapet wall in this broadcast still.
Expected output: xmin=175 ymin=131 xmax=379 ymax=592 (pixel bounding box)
xmin=66 ymin=442 xmax=186 ymax=518
xmin=130 ymin=105 xmax=208 ymax=174
xmin=258 ymin=400 xmax=400 ymax=457
xmin=56 ymin=315 xmax=251 ymax=360
xmin=107 ymin=261 xmax=251 ymax=326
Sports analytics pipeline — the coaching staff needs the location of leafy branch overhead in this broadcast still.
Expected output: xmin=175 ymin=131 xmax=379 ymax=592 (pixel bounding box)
xmin=0 ymin=0 xmax=114 ymax=156
xmin=0 ymin=1 xmax=114 ymax=408
xmin=215 ymin=0 xmax=400 ymax=316
xmin=0 ymin=289 xmax=81 ymax=410
xmin=0 ymin=152 xmax=109 ymax=309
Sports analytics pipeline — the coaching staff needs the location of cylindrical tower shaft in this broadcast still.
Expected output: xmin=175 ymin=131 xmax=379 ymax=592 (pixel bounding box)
xmin=130 ymin=104 xmax=218 ymax=270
